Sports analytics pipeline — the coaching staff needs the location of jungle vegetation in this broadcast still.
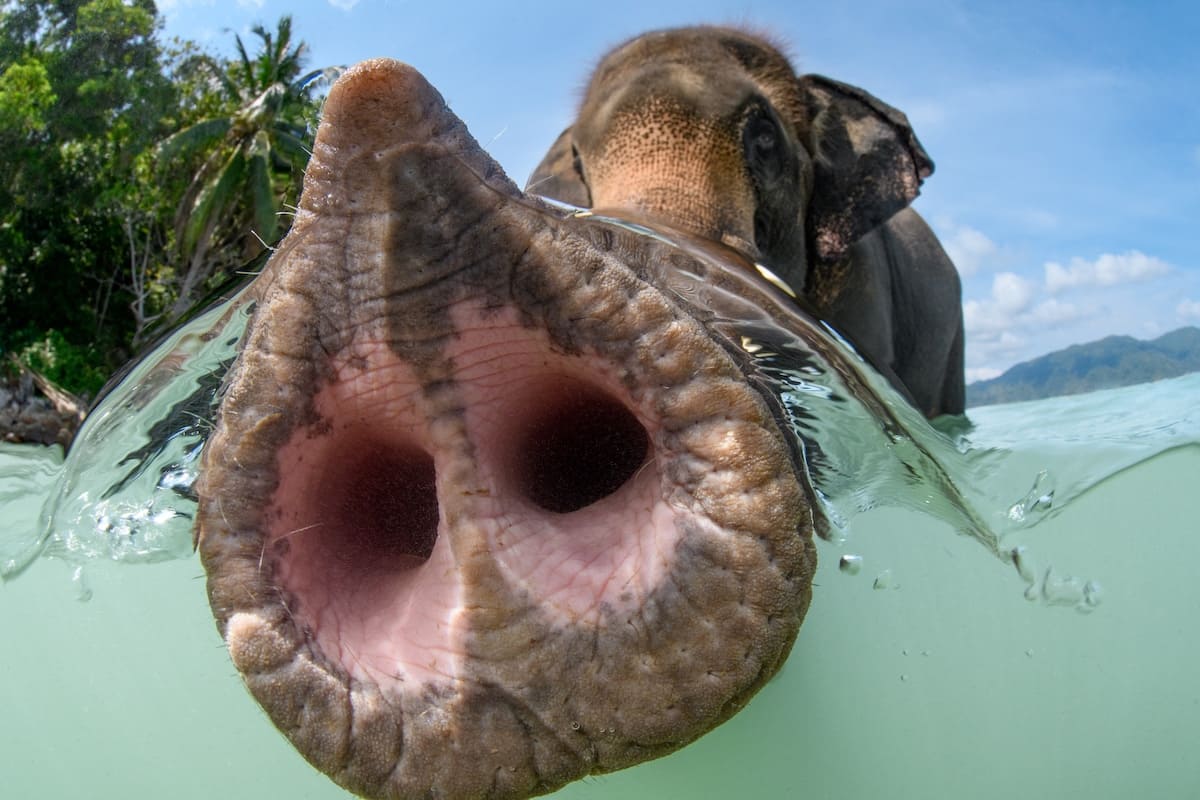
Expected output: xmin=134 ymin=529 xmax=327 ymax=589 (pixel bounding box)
xmin=0 ymin=1 xmax=337 ymax=397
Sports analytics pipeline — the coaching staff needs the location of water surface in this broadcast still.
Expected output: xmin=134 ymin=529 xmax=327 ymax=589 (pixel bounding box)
xmin=2 ymin=240 xmax=1198 ymax=796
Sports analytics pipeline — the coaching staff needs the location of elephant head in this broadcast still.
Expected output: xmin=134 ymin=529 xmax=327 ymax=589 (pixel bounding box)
xmin=527 ymin=26 xmax=932 ymax=295
xmin=528 ymin=27 xmax=965 ymax=419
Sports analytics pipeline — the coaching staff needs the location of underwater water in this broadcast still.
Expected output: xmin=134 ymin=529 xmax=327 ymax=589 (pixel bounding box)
xmin=2 ymin=262 xmax=1199 ymax=797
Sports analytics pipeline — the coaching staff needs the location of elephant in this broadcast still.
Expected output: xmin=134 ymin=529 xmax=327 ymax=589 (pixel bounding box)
xmin=527 ymin=26 xmax=965 ymax=418
xmin=196 ymin=58 xmax=822 ymax=800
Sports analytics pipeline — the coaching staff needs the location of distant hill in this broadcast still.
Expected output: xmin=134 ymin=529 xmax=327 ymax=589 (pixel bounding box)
xmin=967 ymin=326 xmax=1200 ymax=406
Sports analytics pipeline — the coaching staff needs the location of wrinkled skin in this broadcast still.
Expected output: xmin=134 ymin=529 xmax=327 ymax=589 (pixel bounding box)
xmin=527 ymin=26 xmax=965 ymax=417
xmin=197 ymin=59 xmax=816 ymax=799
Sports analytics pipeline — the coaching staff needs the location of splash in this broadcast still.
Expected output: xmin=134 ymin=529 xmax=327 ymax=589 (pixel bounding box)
xmin=2 ymin=290 xmax=253 ymax=582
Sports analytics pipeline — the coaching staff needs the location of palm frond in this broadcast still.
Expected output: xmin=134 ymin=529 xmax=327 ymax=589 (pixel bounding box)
xmin=247 ymin=132 xmax=278 ymax=245
xmin=175 ymin=53 xmax=241 ymax=101
xmin=183 ymin=150 xmax=247 ymax=257
xmin=270 ymin=127 xmax=313 ymax=174
xmin=157 ymin=117 xmax=232 ymax=165
xmin=295 ymin=66 xmax=343 ymax=93
xmin=233 ymin=32 xmax=255 ymax=93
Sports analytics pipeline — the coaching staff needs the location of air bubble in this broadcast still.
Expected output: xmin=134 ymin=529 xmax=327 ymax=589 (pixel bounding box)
xmin=839 ymin=554 xmax=863 ymax=575
xmin=872 ymin=569 xmax=894 ymax=590
xmin=1080 ymin=580 xmax=1104 ymax=612
xmin=1041 ymin=566 xmax=1086 ymax=607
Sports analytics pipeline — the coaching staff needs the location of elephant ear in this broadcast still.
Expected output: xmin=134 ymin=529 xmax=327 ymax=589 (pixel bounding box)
xmin=799 ymin=75 xmax=933 ymax=263
xmin=525 ymin=127 xmax=592 ymax=208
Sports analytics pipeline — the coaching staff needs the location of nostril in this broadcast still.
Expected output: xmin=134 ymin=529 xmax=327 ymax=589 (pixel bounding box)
xmin=324 ymin=441 xmax=439 ymax=573
xmin=512 ymin=380 xmax=650 ymax=513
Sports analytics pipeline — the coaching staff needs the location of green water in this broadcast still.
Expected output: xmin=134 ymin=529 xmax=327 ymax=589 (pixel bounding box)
xmin=3 ymin=385 xmax=1198 ymax=797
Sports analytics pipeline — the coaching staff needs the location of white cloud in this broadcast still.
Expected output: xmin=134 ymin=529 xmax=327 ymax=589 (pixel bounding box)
xmin=328 ymin=0 xmax=361 ymax=8
xmin=236 ymin=0 xmax=264 ymax=8
xmin=963 ymin=272 xmax=1037 ymax=341
xmin=942 ymin=224 xmax=997 ymax=277
xmin=1044 ymin=251 xmax=1170 ymax=293
xmin=1029 ymin=298 xmax=1081 ymax=325
xmin=1178 ymin=298 xmax=1200 ymax=322
xmin=966 ymin=366 xmax=1002 ymax=383
xmin=992 ymin=271 xmax=1033 ymax=312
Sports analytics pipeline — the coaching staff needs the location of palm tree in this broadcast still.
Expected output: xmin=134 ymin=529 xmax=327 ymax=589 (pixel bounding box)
xmin=158 ymin=15 xmax=339 ymax=319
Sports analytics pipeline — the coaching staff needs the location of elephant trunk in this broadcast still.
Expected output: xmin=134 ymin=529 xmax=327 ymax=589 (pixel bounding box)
xmin=195 ymin=59 xmax=815 ymax=800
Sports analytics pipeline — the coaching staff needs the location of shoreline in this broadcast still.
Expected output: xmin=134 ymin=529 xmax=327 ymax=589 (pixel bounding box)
xmin=0 ymin=360 xmax=85 ymax=448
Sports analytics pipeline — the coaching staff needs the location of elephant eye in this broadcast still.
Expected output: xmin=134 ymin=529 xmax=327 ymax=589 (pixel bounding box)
xmin=747 ymin=115 xmax=777 ymax=154
xmin=743 ymin=107 xmax=786 ymax=182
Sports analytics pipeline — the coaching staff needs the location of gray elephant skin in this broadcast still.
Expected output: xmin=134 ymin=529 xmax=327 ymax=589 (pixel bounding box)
xmin=528 ymin=27 xmax=965 ymax=418
xmin=196 ymin=58 xmax=820 ymax=799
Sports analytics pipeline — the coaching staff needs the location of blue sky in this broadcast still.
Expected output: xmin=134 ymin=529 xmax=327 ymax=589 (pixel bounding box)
xmin=158 ymin=0 xmax=1200 ymax=381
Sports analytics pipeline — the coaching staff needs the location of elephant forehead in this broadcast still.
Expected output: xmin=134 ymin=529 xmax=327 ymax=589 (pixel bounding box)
xmin=583 ymin=60 xmax=756 ymax=130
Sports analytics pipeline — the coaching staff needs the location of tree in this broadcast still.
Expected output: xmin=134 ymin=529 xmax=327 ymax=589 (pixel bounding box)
xmin=158 ymin=14 xmax=338 ymax=319
xmin=0 ymin=6 xmax=335 ymax=397
xmin=0 ymin=0 xmax=176 ymax=395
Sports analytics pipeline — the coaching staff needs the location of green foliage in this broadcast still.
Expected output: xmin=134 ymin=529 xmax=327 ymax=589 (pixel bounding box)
xmin=0 ymin=57 xmax=55 ymax=132
xmin=0 ymin=3 xmax=333 ymax=395
xmin=16 ymin=329 xmax=111 ymax=399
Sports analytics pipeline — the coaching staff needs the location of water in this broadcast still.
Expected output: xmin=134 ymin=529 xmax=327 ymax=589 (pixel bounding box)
xmin=2 ymin=241 xmax=1199 ymax=796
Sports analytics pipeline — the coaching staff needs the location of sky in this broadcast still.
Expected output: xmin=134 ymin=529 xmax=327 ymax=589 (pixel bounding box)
xmin=158 ymin=0 xmax=1200 ymax=382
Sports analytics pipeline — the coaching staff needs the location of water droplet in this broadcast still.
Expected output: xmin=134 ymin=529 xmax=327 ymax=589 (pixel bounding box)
xmin=71 ymin=565 xmax=92 ymax=602
xmin=1025 ymin=649 xmax=1035 ymax=658
xmin=570 ymin=721 xmax=580 ymax=731
xmin=872 ymin=569 xmax=894 ymax=590
xmin=899 ymin=674 xmax=909 ymax=682
xmin=1007 ymin=470 xmax=1056 ymax=524
xmin=839 ymin=554 xmax=863 ymax=575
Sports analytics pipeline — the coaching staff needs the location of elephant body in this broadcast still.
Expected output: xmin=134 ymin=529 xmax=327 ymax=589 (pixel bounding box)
xmin=528 ymin=27 xmax=966 ymax=417
xmin=818 ymin=208 xmax=965 ymax=416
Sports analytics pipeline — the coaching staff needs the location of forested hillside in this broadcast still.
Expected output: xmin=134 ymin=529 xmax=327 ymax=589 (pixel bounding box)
xmin=967 ymin=327 xmax=1200 ymax=406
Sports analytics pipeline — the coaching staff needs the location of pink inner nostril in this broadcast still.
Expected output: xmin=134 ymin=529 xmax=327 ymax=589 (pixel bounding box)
xmin=328 ymin=442 xmax=439 ymax=572
xmin=510 ymin=382 xmax=650 ymax=513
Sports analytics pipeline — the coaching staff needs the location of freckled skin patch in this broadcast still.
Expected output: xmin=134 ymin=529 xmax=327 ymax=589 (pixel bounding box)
xmin=196 ymin=59 xmax=815 ymax=800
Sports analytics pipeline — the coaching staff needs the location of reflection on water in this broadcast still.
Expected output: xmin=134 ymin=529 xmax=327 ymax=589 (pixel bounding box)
xmin=2 ymin=217 xmax=1199 ymax=617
